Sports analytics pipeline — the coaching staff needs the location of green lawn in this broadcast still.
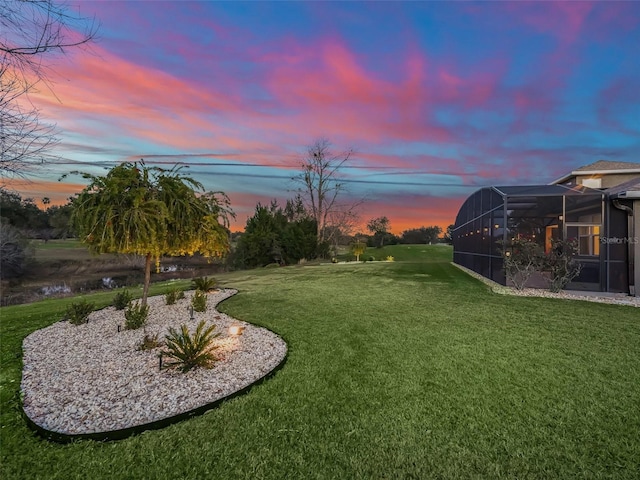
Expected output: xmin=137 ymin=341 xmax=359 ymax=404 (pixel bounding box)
xmin=2 ymin=245 xmax=639 ymax=479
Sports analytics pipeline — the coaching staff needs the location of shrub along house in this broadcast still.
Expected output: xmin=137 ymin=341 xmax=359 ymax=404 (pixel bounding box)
xmin=453 ymin=160 xmax=640 ymax=296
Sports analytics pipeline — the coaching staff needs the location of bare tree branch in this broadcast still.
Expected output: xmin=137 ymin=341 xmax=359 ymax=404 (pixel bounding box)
xmin=292 ymin=138 xmax=361 ymax=249
xmin=0 ymin=0 xmax=98 ymax=179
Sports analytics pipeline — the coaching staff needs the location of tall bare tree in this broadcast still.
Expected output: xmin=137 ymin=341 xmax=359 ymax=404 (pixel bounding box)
xmin=1 ymin=0 xmax=98 ymax=179
xmin=292 ymin=138 xmax=361 ymax=250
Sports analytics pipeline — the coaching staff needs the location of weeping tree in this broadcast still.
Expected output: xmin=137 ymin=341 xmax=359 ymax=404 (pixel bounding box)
xmin=69 ymin=161 xmax=232 ymax=306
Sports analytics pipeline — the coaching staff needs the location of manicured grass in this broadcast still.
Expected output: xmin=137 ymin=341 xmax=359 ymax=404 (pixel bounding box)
xmin=1 ymin=246 xmax=639 ymax=479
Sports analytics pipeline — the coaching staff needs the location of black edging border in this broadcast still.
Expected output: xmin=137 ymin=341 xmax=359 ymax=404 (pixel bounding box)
xmin=22 ymin=289 xmax=289 ymax=444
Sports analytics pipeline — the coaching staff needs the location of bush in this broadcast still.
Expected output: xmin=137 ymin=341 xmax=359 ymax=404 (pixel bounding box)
xmin=498 ymin=238 xmax=544 ymax=290
xmin=162 ymin=320 xmax=220 ymax=372
xmin=191 ymin=276 xmax=216 ymax=292
xmin=112 ymin=289 xmax=132 ymax=310
xmin=64 ymin=299 xmax=95 ymax=325
xmin=386 ymin=256 xmax=394 ymax=262
xmin=138 ymin=333 xmax=162 ymax=351
xmin=125 ymin=301 xmax=149 ymax=330
xmin=191 ymin=290 xmax=207 ymax=312
xmin=165 ymin=288 xmax=185 ymax=305
xmin=545 ymin=238 xmax=582 ymax=292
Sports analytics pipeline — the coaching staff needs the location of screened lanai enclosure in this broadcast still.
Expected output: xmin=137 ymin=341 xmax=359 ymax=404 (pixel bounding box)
xmin=452 ymin=184 xmax=631 ymax=293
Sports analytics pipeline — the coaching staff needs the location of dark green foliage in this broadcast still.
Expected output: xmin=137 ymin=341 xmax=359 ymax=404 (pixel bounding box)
xmin=137 ymin=333 xmax=162 ymax=351
xmin=112 ymin=289 xmax=132 ymax=310
xmin=191 ymin=276 xmax=216 ymax=292
xmin=0 ymin=188 xmax=48 ymax=232
xmin=400 ymin=225 xmax=443 ymax=244
xmin=162 ymin=320 xmax=220 ymax=372
xmin=63 ymin=299 xmax=95 ymax=325
xmin=0 ymin=188 xmax=74 ymax=240
xmin=233 ymin=198 xmax=319 ymax=268
xmin=124 ymin=301 xmax=149 ymax=330
xmin=165 ymin=288 xmax=185 ymax=305
xmin=545 ymin=238 xmax=582 ymax=292
xmin=191 ymin=290 xmax=207 ymax=312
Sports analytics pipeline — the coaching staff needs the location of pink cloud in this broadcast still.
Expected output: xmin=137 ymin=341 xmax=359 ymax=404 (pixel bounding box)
xmin=499 ymin=1 xmax=595 ymax=46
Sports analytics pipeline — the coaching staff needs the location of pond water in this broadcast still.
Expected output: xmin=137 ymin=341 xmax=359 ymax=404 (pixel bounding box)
xmin=2 ymin=264 xmax=224 ymax=306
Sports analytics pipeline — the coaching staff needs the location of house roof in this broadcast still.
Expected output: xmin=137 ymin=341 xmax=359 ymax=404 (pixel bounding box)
xmin=492 ymin=184 xmax=602 ymax=197
xmin=573 ymin=160 xmax=640 ymax=172
xmin=606 ymin=177 xmax=640 ymax=199
xmin=551 ymin=159 xmax=640 ymax=185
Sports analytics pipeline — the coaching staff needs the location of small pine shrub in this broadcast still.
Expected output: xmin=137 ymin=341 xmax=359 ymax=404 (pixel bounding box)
xmin=64 ymin=299 xmax=95 ymax=325
xmin=138 ymin=333 xmax=162 ymax=351
xmin=112 ymin=289 xmax=132 ymax=310
xmin=191 ymin=276 xmax=216 ymax=292
xmin=125 ymin=301 xmax=149 ymax=330
xmin=191 ymin=290 xmax=207 ymax=312
xmin=162 ymin=320 xmax=220 ymax=372
xmin=165 ymin=288 xmax=185 ymax=305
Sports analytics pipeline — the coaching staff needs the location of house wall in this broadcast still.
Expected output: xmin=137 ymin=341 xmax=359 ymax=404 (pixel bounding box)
xmin=572 ymin=173 xmax=640 ymax=188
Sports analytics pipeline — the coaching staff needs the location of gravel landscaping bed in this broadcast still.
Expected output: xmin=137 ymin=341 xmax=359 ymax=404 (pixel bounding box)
xmin=454 ymin=263 xmax=640 ymax=308
xmin=21 ymin=289 xmax=287 ymax=438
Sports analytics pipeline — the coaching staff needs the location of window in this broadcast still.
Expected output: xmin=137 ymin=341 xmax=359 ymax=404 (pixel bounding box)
xmin=578 ymin=225 xmax=600 ymax=256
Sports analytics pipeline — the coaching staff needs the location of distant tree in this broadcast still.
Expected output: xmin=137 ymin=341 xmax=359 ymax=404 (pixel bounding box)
xmin=0 ymin=187 xmax=48 ymax=232
xmin=367 ymin=216 xmax=391 ymax=247
xmin=69 ymin=161 xmax=232 ymax=307
xmin=233 ymin=198 xmax=319 ymax=268
xmin=292 ymin=138 xmax=361 ymax=253
xmin=400 ymin=226 xmax=442 ymax=245
xmin=46 ymin=202 xmax=74 ymax=238
xmin=234 ymin=201 xmax=286 ymax=268
xmin=1 ymin=0 xmax=98 ymax=178
xmin=443 ymin=224 xmax=454 ymax=244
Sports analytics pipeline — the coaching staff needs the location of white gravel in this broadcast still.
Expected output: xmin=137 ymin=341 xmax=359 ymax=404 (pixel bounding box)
xmin=453 ymin=263 xmax=640 ymax=308
xmin=21 ymin=289 xmax=287 ymax=436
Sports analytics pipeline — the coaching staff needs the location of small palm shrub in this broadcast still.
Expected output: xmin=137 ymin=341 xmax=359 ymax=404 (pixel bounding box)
xmin=138 ymin=333 xmax=162 ymax=351
xmin=191 ymin=276 xmax=216 ymax=292
xmin=125 ymin=301 xmax=149 ymax=330
xmin=191 ymin=290 xmax=207 ymax=312
xmin=162 ymin=320 xmax=220 ymax=372
xmin=165 ymin=288 xmax=185 ymax=305
xmin=64 ymin=299 xmax=95 ymax=325
xmin=112 ymin=289 xmax=132 ymax=310
xmin=386 ymin=256 xmax=395 ymax=262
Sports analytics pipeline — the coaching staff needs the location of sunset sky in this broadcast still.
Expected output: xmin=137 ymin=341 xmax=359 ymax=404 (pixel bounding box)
xmin=5 ymin=1 xmax=640 ymax=233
